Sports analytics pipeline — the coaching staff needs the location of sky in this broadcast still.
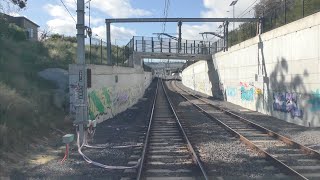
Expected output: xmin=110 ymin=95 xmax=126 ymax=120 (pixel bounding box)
xmin=2 ymin=0 xmax=259 ymax=45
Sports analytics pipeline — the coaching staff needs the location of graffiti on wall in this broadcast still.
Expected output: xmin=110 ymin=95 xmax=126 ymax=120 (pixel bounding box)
xmin=308 ymin=89 xmax=320 ymax=112
xmin=239 ymin=82 xmax=263 ymax=101
xmin=239 ymin=82 xmax=254 ymax=88
xmin=69 ymin=83 xmax=85 ymax=115
xmin=197 ymin=82 xmax=206 ymax=93
xmin=240 ymin=86 xmax=255 ymax=101
xmin=255 ymin=88 xmax=263 ymax=95
xmin=273 ymin=92 xmax=303 ymax=118
xmin=88 ymin=85 xmax=143 ymax=120
xmin=113 ymin=89 xmax=130 ymax=108
xmin=226 ymin=87 xmax=237 ymax=97
xmin=88 ymin=87 xmax=112 ymax=120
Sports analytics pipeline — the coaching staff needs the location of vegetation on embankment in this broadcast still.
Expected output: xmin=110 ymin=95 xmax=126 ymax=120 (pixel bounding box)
xmin=0 ymin=17 xmax=77 ymax=169
xmin=228 ymin=0 xmax=320 ymax=47
xmin=0 ymin=15 xmax=130 ymax=171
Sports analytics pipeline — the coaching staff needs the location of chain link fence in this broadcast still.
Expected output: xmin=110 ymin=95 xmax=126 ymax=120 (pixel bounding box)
xmin=125 ymin=36 xmax=225 ymax=56
xmin=227 ymin=0 xmax=320 ymax=48
xmin=261 ymin=0 xmax=320 ymax=32
xmin=85 ymin=37 xmax=131 ymax=66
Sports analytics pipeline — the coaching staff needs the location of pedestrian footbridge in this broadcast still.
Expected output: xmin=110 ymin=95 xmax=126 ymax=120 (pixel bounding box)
xmin=125 ymin=36 xmax=224 ymax=60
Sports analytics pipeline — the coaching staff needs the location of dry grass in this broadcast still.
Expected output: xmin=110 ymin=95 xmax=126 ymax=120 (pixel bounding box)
xmin=0 ymin=38 xmax=70 ymax=161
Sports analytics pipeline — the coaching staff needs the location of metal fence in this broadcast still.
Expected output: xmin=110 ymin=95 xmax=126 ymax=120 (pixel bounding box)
xmin=125 ymin=36 xmax=225 ymax=56
xmin=260 ymin=0 xmax=320 ymax=32
xmin=88 ymin=0 xmax=320 ymax=64
xmin=85 ymin=37 xmax=132 ymax=66
xmin=228 ymin=22 xmax=258 ymax=47
xmin=227 ymin=0 xmax=320 ymax=47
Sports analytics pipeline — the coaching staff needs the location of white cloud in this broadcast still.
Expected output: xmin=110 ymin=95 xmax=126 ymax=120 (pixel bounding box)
xmin=182 ymin=0 xmax=258 ymax=40
xmin=43 ymin=0 xmax=145 ymax=42
xmin=43 ymin=3 xmax=134 ymax=42
xmin=201 ymin=0 xmax=257 ymax=19
xmin=90 ymin=0 xmax=152 ymax=18
xmin=180 ymin=23 xmax=214 ymax=40
xmin=92 ymin=25 xmax=136 ymax=44
xmin=44 ymin=4 xmax=76 ymax=36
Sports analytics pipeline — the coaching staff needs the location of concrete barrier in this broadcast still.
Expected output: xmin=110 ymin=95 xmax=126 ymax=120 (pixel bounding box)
xmin=69 ymin=65 xmax=153 ymax=123
xmin=182 ymin=12 xmax=320 ymax=127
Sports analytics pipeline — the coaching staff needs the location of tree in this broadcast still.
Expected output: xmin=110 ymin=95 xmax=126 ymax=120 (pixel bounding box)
xmin=254 ymin=0 xmax=282 ymax=17
xmin=10 ymin=0 xmax=27 ymax=9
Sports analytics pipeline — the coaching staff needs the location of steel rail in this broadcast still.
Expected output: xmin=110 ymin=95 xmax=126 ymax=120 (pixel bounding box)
xmin=171 ymin=81 xmax=308 ymax=180
xmin=176 ymin=82 xmax=320 ymax=160
xmin=136 ymin=79 xmax=159 ymax=180
xmin=161 ymin=80 xmax=209 ymax=180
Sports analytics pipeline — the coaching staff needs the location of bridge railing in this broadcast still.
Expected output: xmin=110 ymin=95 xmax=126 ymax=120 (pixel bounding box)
xmin=125 ymin=36 xmax=225 ymax=56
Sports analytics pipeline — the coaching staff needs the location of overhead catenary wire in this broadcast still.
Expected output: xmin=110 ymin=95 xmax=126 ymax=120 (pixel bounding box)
xmin=161 ymin=0 xmax=170 ymax=34
xmin=237 ymin=0 xmax=259 ymax=18
xmin=60 ymin=0 xmax=76 ymax=23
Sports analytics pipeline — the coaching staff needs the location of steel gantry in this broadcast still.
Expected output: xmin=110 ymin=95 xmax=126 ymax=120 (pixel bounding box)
xmin=105 ymin=17 xmax=260 ymax=64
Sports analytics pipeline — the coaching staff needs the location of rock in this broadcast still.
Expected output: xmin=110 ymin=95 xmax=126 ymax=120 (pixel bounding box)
xmin=38 ymin=68 xmax=68 ymax=92
xmin=38 ymin=68 xmax=69 ymax=110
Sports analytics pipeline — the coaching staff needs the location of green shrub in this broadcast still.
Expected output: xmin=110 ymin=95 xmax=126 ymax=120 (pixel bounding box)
xmin=0 ymin=18 xmax=27 ymax=41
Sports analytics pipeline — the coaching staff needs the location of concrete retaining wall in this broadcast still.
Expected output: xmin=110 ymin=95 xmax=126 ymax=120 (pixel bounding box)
xmin=69 ymin=65 xmax=153 ymax=123
xmin=182 ymin=12 xmax=320 ymax=127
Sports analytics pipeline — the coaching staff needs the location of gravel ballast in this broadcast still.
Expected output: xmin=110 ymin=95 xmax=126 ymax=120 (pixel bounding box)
xmin=12 ymin=79 xmax=158 ymax=180
xmin=175 ymin=81 xmax=320 ymax=152
xmin=165 ymin=80 xmax=289 ymax=179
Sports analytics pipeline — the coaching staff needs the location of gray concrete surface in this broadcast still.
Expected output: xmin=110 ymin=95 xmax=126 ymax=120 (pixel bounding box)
xmin=182 ymin=12 xmax=320 ymax=127
xmin=69 ymin=65 xmax=153 ymax=123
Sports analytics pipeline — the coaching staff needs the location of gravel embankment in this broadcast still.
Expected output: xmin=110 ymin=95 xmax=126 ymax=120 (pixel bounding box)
xmin=175 ymin=81 xmax=320 ymax=152
xmin=165 ymin=81 xmax=288 ymax=179
xmin=12 ymin=79 xmax=157 ymax=180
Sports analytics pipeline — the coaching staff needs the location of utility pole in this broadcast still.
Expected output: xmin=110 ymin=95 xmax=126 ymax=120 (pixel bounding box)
xmin=106 ymin=22 xmax=112 ymax=65
xmin=178 ymin=20 xmax=182 ymax=53
xmin=86 ymin=0 xmax=92 ymax=63
xmin=230 ymin=0 xmax=238 ymax=31
xmin=76 ymin=0 xmax=88 ymax=145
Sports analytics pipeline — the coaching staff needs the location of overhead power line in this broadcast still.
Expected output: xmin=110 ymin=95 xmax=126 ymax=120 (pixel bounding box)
xmin=161 ymin=0 xmax=170 ymax=34
xmin=238 ymin=0 xmax=259 ymax=18
xmin=60 ymin=0 xmax=76 ymax=23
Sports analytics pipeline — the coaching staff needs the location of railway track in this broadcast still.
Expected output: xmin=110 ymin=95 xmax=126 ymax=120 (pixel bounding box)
xmin=136 ymin=79 xmax=208 ymax=180
xmin=171 ymin=80 xmax=320 ymax=180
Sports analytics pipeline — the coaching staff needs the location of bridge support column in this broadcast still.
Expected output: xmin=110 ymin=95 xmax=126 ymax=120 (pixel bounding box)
xmin=223 ymin=21 xmax=229 ymax=51
xmin=178 ymin=20 xmax=182 ymax=53
xmin=106 ymin=22 xmax=112 ymax=65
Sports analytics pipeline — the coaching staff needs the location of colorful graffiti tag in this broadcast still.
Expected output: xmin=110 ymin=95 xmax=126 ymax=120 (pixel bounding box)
xmin=308 ymin=89 xmax=320 ymax=112
xmin=273 ymin=92 xmax=303 ymax=118
xmin=88 ymin=88 xmax=112 ymax=120
xmin=113 ymin=89 xmax=130 ymax=107
xmin=240 ymin=86 xmax=254 ymax=101
xmin=88 ymin=86 xmax=143 ymax=120
xmin=226 ymin=87 xmax=237 ymax=97
xmin=255 ymin=88 xmax=263 ymax=95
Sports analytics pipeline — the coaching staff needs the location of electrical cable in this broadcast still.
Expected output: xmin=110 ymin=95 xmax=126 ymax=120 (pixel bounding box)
xmin=162 ymin=0 xmax=170 ymax=33
xmin=76 ymin=128 xmax=141 ymax=169
xmin=60 ymin=144 xmax=69 ymax=163
xmin=237 ymin=0 xmax=259 ymax=18
xmin=161 ymin=0 xmax=167 ymax=33
xmin=60 ymin=0 xmax=76 ymax=23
